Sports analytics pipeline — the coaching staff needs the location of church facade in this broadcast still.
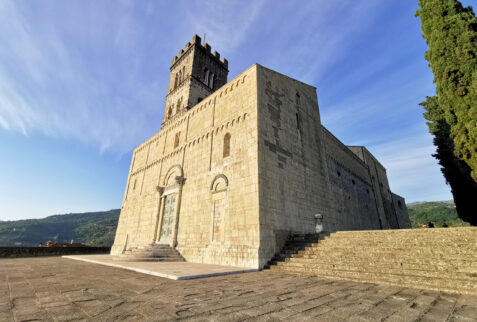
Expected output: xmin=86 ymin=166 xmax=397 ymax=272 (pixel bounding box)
xmin=111 ymin=35 xmax=410 ymax=269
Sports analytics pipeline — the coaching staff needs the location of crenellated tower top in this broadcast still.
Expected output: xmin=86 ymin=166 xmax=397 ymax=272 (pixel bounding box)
xmin=163 ymin=35 xmax=229 ymax=126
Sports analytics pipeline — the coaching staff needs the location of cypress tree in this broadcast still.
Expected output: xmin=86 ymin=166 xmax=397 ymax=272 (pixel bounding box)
xmin=421 ymin=96 xmax=477 ymax=225
xmin=416 ymin=0 xmax=477 ymax=182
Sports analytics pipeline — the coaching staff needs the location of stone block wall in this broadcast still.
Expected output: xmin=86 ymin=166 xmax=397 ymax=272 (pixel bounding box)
xmin=322 ymin=129 xmax=381 ymax=232
xmin=256 ymin=65 xmax=333 ymax=267
xmin=112 ymin=65 xmax=260 ymax=268
xmin=392 ymin=193 xmax=411 ymax=228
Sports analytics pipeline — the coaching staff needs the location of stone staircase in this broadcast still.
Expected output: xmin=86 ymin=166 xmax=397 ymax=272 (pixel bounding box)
xmin=264 ymin=233 xmax=329 ymax=269
xmin=113 ymin=243 xmax=185 ymax=262
xmin=266 ymin=227 xmax=477 ymax=294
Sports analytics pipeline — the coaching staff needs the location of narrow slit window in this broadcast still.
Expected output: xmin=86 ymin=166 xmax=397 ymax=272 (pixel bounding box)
xmin=223 ymin=133 xmax=231 ymax=158
xmin=204 ymin=68 xmax=209 ymax=85
xmin=174 ymin=132 xmax=181 ymax=148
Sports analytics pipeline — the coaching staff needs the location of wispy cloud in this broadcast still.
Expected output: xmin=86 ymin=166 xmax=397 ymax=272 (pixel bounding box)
xmin=185 ymin=0 xmax=267 ymax=53
xmin=0 ymin=0 xmax=163 ymax=154
xmin=367 ymin=132 xmax=451 ymax=202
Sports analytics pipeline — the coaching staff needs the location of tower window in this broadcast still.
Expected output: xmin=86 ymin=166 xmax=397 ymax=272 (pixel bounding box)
xmin=204 ymin=68 xmax=210 ymax=85
xmin=174 ymin=132 xmax=181 ymax=148
xmin=223 ymin=133 xmax=231 ymax=158
xmin=209 ymin=74 xmax=215 ymax=88
xmin=174 ymin=73 xmax=178 ymax=89
xmin=296 ymin=113 xmax=301 ymax=130
xmin=168 ymin=107 xmax=173 ymax=119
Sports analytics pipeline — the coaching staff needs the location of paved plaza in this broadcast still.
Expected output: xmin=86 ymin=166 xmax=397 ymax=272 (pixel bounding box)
xmin=63 ymin=255 xmax=257 ymax=280
xmin=1 ymin=257 xmax=476 ymax=321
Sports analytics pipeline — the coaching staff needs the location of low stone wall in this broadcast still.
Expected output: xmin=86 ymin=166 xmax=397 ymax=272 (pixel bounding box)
xmin=0 ymin=247 xmax=111 ymax=258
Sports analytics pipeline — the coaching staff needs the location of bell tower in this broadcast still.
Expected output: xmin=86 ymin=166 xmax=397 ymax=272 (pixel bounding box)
xmin=163 ymin=35 xmax=229 ymax=126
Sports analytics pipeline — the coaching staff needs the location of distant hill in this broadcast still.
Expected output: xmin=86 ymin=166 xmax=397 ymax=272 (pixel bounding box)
xmin=0 ymin=209 xmax=120 ymax=247
xmin=407 ymin=201 xmax=470 ymax=228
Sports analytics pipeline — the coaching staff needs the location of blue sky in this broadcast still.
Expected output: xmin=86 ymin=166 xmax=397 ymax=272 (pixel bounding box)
xmin=1 ymin=0 xmax=474 ymax=220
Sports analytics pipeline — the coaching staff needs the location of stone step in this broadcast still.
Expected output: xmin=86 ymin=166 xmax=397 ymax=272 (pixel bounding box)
xmin=334 ymin=227 xmax=476 ymax=233
xmin=287 ymin=253 xmax=477 ymax=267
xmin=326 ymin=233 xmax=477 ymax=239
xmin=331 ymin=228 xmax=477 ymax=238
xmin=269 ymin=266 xmax=477 ymax=295
xmin=276 ymin=260 xmax=477 ymax=277
xmin=118 ymin=253 xmax=184 ymax=258
xmin=316 ymin=238 xmax=477 ymax=245
xmin=113 ymin=257 xmax=185 ymax=262
xmin=115 ymin=243 xmax=185 ymax=262
xmin=123 ymin=250 xmax=181 ymax=255
xmin=302 ymin=244 xmax=477 ymax=256
xmin=265 ymin=228 xmax=477 ymax=294
xmin=270 ymin=264 xmax=477 ymax=287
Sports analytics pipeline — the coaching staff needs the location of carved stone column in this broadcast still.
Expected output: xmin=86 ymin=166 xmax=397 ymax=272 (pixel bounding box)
xmin=153 ymin=186 xmax=165 ymax=243
xmin=171 ymin=176 xmax=185 ymax=247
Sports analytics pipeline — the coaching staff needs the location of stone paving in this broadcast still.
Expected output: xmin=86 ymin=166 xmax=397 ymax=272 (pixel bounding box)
xmin=1 ymin=257 xmax=476 ymax=321
xmin=62 ymin=255 xmax=257 ymax=280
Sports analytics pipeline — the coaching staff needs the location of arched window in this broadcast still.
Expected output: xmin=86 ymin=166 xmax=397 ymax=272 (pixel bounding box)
xmin=174 ymin=73 xmax=178 ymax=89
xmin=179 ymin=70 xmax=183 ymax=84
xmin=174 ymin=132 xmax=180 ymax=148
xmin=168 ymin=107 xmax=173 ymax=119
xmin=223 ymin=133 xmax=231 ymax=158
xmin=204 ymin=68 xmax=209 ymax=85
xmin=176 ymin=98 xmax=182 ymax=112
xmin=182 ymin=66 xmax=186 ymax=80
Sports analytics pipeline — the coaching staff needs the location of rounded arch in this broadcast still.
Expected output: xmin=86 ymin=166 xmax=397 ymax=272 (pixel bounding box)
xmin=210 ymin=174 xmax=229 ymax=192
xmin=163 ymin=164 xmax=184 ymax=186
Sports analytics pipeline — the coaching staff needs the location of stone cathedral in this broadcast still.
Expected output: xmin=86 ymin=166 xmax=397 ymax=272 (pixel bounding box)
xmin=111 ymin=35 xmax=410 ymax=269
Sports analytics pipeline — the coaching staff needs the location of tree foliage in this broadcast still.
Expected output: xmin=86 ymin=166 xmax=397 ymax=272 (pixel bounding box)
xmin=408 ymin=201 xmax=470 ymax=228
xmin=421 ymin=96 xmax=477 ymax=225
xmin=0 ymin=210 xmax=120 ymax=246
xmin=416 ymin=0 xmax=477 ymax=181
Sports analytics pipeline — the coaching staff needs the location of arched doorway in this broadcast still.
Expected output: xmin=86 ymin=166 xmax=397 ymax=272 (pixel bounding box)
xmin=155 ymin=164 xmax=185 ymax=246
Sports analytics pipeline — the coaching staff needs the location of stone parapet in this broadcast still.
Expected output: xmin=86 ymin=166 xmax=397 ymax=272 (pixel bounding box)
xmin=0 ymin=246 xmax=111 ymax=258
